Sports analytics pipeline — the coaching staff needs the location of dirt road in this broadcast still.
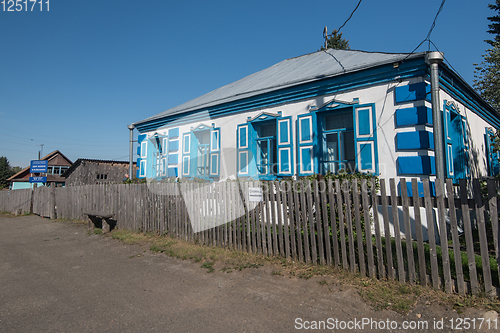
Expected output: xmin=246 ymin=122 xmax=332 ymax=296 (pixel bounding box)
xmin=0 ymin=214 xmax=495 ymax=332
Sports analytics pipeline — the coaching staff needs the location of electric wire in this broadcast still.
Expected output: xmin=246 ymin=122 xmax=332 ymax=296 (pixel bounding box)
xmin=402 ymin=0 xmax=447 ymax=62
xmin=337 ymin=0 xmax=363 ymax=33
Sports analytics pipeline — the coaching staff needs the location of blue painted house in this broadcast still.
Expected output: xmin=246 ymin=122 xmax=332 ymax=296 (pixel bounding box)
xmin=132 ymin=49 xmax=500 ymax=187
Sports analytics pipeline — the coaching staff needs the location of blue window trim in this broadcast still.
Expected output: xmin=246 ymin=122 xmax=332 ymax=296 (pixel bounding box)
xmin=182 ymin=123 xmax=220 ymax=179
xmin=236 ymin=111 xmax=292 ymax=180
xmin=443 ymin=101 xmax=469 ymax=183
xmin=297 ymin=100 xmax=379 ymax=176
xmin=486 ymin=128 xmax=500 ymax=176
xmin=319 ymin=109 xmax=354 ymax=174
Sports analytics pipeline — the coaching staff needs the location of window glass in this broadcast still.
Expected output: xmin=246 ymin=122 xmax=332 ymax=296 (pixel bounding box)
xmin=324 ymin=111 xmax=353 ymax=130
xmin=343 ymin=131 xmax=355 ymax=161
xmin=195 ymin=130 xmax=210 ymax=177
xmin=258 ymin=123 xmax=276 ymax=138
xmin=255 ymin=121 xmax=277 ymax=176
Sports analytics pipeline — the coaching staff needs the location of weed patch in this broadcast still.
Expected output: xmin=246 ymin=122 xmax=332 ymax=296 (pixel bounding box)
xmin=201 ymin=261 xmax=215 ymax=273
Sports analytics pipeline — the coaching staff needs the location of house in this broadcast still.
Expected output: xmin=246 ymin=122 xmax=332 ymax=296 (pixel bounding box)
xmin=62 ymin=159 xmax=138 ymax=186
xmin=131 ymin=49 xmax=500 ymax=190
xmin=8 ymin=150 xmax=72 ymax=190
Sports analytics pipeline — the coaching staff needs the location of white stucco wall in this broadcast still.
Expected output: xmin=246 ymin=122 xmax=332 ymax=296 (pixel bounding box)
xmin=140 ymin=76 xmax=497 ymax=183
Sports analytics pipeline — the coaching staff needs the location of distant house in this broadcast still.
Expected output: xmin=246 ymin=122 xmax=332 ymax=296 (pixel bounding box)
xmin=8 ymin=150 xmax=73 ymax=190
xmin=62 ymin=159 xmax=137 ymax=186
xmin=132 ymin=49 xmax=500 ymax=193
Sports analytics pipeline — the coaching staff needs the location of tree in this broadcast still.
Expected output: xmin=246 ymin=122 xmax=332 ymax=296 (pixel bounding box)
xmin=0 ymin=157 xmax=12 ymax=189
xmin=10 ymin=166 xmax=22 ymax=175
xmin=474 ymin=2 xmax=500 ymax=112
xmin=474 ymin=43 xmax=500 ymax=111
xmin=487 ymin=0 xmax=500 ymax=46
xmin=320 ymin=29 xmax=350 ymax=51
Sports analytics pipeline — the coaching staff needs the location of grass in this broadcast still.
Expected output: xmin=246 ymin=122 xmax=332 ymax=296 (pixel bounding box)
xmin=102 ymin=227 xmax=500 ymax=314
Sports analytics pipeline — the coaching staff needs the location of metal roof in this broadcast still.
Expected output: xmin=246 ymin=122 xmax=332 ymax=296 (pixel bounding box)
xmin=133 ymin=49 xmax=425 ymax=126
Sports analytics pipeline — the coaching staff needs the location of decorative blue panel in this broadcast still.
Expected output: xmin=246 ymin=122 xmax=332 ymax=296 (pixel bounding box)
xmin=396 ymin=131 xmax=434 ymax=150
xmin=239 ymin=152 xmax=248 ymax=174
xmin=168 ymin=128 xmax=179 ymax=138
xmin=279 ymin=149 xmax=290 ymax=173
xmin=169 ymin=140 xmax=179 ymax=151
xmin=398 ymin=181 xmax=436 ymax=197
xmin=300 ymin=117 xmax=312 ymax=142
xmin=300 ymin=147 xmax=313 ymax=172
xmin=137 ymin=146 xmax=141 ymax=156
xmin=167 ymin=167 xmax=178 ymax=177
xmin=183 ymin=134 xmax=190 ymax=154
xmin=357 ymin=109 xmax=371 ymax=136
xmin=359 ymin=143 xmax=373 ymax=170
xmin=395 ymin=106 xmax=433 ymax=127
xmin=394 ymin=82 xmax=431 ymax=103
xmin=398 ymin=156 xmax=436 ymax=175
xmin=279 ymin=120 xmax=288 ymax=143
xmin=168 ymin=154 xmax=178 ymax=165
xmin=210 ymin=154 xmax=219 ymax=175
xmin=239 ymin=126 xmax=247 ymax=148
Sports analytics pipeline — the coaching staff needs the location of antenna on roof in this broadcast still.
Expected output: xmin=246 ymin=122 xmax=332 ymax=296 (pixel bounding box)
xmin=323 ymin=26 xmax=328 ymax=50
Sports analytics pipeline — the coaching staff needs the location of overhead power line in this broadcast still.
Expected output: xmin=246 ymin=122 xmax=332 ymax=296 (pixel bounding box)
xmin=402 ymin=0 xmax=447 ymax=61
xmin=337 ymin=0 xmax=363 ymax=33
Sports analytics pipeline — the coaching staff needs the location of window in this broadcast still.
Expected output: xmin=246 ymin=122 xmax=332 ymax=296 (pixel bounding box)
xmin=183 ymin=125 xmax=220 ymax=179
xmin=321 ymin=111 xmax=355 ymax=173
xmin=255 ymin=122 xmax=277 ymax=176
xmin=237 ymin=113 xmax=293 ymax=179
xmin=297 ymin=101 xmax=377 ymax=177
xmin=195 ymin=130 xmax=210 ymax=177
xmin=444 ymin=103 xmax=469 ymax=182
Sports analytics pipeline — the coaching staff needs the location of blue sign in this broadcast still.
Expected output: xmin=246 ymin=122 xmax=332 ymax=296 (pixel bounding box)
xmin=30 ymin=160 xmax=48 ymax=173
xmin=29 ymin=176 xmax=47 ymax=183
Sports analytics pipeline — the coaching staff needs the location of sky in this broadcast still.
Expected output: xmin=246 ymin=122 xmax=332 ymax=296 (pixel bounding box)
xmin=0 ymin=0 xmax=496 ymax=168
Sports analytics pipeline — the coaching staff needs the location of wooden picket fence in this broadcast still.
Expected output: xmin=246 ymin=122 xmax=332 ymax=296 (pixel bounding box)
xmin=2 ymin=177 xmax=500 ymax=297
xmin=0 ymin=188 xmax=32 ymax=214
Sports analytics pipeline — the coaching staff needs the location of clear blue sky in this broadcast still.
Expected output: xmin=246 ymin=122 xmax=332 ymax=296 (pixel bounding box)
xmin=0 ymin=0 xmax=495 ymax=167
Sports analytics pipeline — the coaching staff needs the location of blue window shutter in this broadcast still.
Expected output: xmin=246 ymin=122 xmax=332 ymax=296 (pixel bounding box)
xmin=136 ymin=134 xmax=148 ymax=178
xmin=237 ymin=124 xmax=256 ymax=177
xmin=181 ymin=133 xmax=192 ymax=177
xmin=277 ymin=117 xmax=293 ymax=176
xmin=297 ymin=113 xmax=317 ymax=176
xmin=167 ymin=167 xmax=178 ymax=177
xmin=486 ymin=128 xmax=500 ymax=176
xmin=168 ymin=128 xmax=179 ymax=138
xmin=354 ymin=104 xmax=377 ymax=174
xmin=168 ymin=154 xmax=178 ymax=165
xmin=209 ymin=127 xmax=220 ymax=177
xmin=443 ymin=105 xmax=453 ymax=179
xmin=168 ymin=140 xmax=179 ymax=151
xmin=443 ymin=103 xmax=469 ymax=182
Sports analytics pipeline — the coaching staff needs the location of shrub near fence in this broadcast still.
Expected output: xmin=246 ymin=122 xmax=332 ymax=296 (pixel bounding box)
xmin=2 ymin=178 xmax=500 ymax=297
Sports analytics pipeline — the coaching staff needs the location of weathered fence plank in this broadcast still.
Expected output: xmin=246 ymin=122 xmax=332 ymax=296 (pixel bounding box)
xmin=424 ymin=179 xmax=440 ymax=290
xmin=400 ymin=179 xmax=415 ymax=284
